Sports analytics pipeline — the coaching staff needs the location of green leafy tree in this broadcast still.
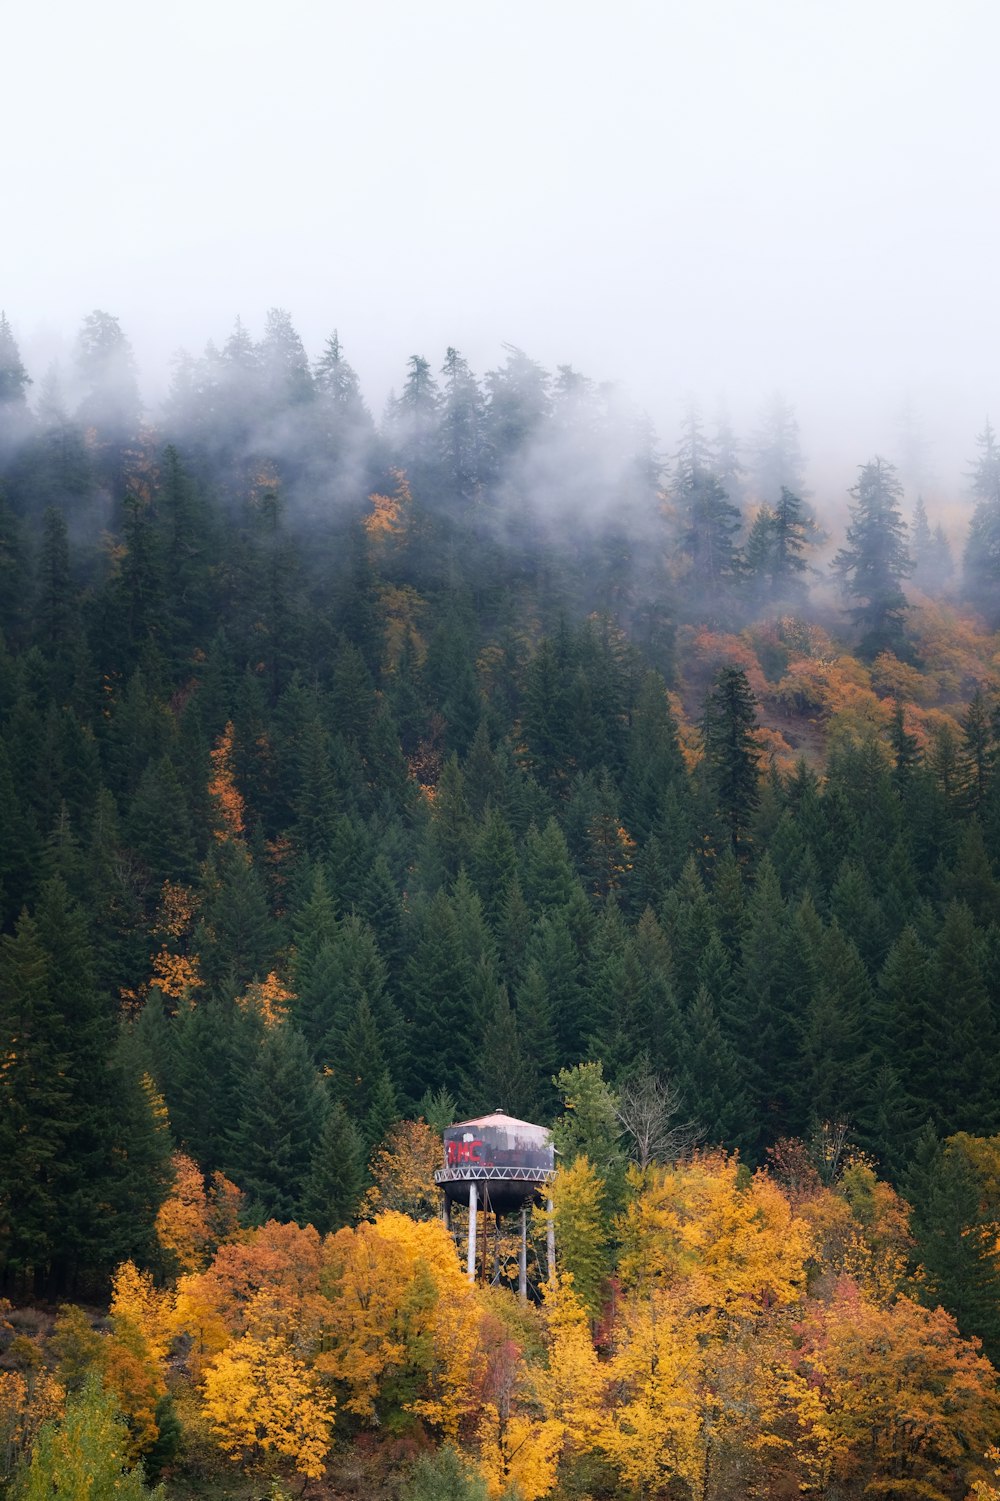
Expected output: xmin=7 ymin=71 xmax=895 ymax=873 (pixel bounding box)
xmin=22 ymin=1373 xmax=164 ymax=1501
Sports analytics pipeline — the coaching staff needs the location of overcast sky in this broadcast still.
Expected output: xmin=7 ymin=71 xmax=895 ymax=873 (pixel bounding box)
xmin=4 ymin=0 xmax=998 ymax=499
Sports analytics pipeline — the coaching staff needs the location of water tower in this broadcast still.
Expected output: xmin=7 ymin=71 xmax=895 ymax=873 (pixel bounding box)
xmin=434 ymin=1109 xmax=556 ymax=1297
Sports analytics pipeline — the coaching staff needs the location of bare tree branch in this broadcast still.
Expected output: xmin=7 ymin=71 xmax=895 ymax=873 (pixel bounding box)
xmin=614 ymin=1065 xmax=702 ymax=1171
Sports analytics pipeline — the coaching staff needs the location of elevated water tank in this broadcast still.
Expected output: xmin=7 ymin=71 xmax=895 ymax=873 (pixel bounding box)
xmin=434 ymin=1109 xmax=556 ymax=1214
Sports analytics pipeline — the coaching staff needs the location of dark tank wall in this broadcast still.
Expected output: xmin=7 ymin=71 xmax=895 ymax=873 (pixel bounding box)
xmin=443 ymin=1122 xmax=554 ymax=1174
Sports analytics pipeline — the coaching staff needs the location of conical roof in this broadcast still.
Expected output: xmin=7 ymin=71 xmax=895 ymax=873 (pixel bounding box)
xmin=450 ymin=1109 xmax=549 ymax=1133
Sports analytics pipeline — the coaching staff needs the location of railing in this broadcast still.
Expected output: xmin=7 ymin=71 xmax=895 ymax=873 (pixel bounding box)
xmin=434 ymin=1164 xmax=556 ymax=1186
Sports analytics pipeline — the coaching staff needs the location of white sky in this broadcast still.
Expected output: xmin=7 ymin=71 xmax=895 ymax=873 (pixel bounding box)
xmin=4 ymin=0 xmax=999 ymax=499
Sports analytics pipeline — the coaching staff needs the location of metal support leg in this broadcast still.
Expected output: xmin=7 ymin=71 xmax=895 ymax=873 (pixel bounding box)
xmin=519 ymin=1206 xmax=528 ymax=1300
xmin=467 ymin=1182 xmax=478 ymax=1282
xmin=546 ymin=1195 xmax=556 ymax=1284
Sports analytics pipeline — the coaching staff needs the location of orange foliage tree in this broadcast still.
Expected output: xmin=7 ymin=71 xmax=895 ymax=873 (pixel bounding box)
xmin=782 ymin=1279 xmax=1000 ymax=1498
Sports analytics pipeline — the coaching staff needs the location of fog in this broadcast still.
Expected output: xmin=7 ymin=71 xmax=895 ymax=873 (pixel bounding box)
xmin=5 ymin=0 xmax=999 ymax=504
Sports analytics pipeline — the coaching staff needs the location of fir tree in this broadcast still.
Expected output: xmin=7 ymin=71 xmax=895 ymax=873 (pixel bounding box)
xmin=229 ymin=1021 xmax=329 ymax=1223
xmin=703 ymin=666 xmax=761 ymax=857
xmin=834 ymin=457 xmax=912 ymax=657
xmin=303 ymin=1097 xmax=365 ymax=1233
xmin=677 ymin=985 xmax=752 ymax=1154
xmin=963 ymin=419 xmax=1000 ymax=622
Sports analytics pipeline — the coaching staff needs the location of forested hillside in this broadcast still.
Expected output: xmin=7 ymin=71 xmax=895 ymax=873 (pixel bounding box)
xmin=3 ymin=308 xmax=1000 ymax=1499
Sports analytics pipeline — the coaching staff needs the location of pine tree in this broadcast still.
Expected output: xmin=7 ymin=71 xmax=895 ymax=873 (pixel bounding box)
xmin=834 ymin=457 xmax=912 ymax=657
xmin=960 ymin=688 xmax=994 ymax=814
xmin=74 ymin=310 xmax=141 ymax=497
xmin=798 ymin=920 xmax=874 ymax=1136
xmin=963 ymin=420 xmax=1000 ymax=622
xmin=703 ymin=666 xmax=761 ymax=856
xmin=661 ymin=857 xmax=717 ymax=1005
xmin=402 ymin=890 xmax=472 ymax=1102
xmin=675 ymin=464 xmax=741 ymax=603
xmin=314 ymin=329 xmax=366 ymax=415
xmin=126 ymin=757 xmax=198 ymax=890
xmin=168 ymin=996 xmax=264 ymax=1175
xmin=521 ymin=817 xmax=580 ymax=913
xmin=736 ymin=856 xmax=798 ymax=1151
xmin=677 ymin=985 xmax=752 ymax=1154
xmin=195 ymin=839 xmax=274 ymax=995
xmin=906 ymin=1128 xmax=1000 ymax=1363
xmin=229 ymin=1021 xmax=329 ymax=1223
xmin=923 ymin=903 xmax=999 ymax=1135
xmin=0 ymin=911 xmax=72 ymax=1287
xmin=18 ymin=877 xmax=128 ymax=1290
xmin=439 ymin=346 xmax=484 ymax=506
xmin=633 ymin=906 xmax=684 ymax=1077
xmin=0 ymin=310 xmax=30 ymax=408
xmin=523 ymin=909 xmax=587 ymax=1061
xmin=303 ymin=1097 xmax=365 ymax=1233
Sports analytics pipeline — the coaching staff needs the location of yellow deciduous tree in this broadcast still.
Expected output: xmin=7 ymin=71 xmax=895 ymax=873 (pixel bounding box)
xmin=536 ymin=1278 xmax=607 ymax=1453
xmin=110 ymin=1260 xmax=173 ymax=1365
xmin=319 ymin=1211 xmax=482 ymax=1437
xmin=166 ymin=1164 xmax=245 ymax=1280
xmin=476 ymin=1408 xmax=563 ymax=1501
xmin=617 ymin=1152 xmax=812 ymax=1313
xmin=201 ymin=1335 xmax=335 ymax=1480
xmin=172 ymin=1221 xmax=323 ymax=1350
xmin=547 ymin=1158 xmax=609 ymax=1319
xmin=361 ymin=1118 xmax=441 ymax=1221
xmin=609 ymin=1154 xmax=814 ymax=1500
xmin=0 ymin=1368 xmax=63 ymax=1490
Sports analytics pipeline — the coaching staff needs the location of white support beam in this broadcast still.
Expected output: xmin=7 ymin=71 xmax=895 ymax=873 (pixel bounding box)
xmin=467 ymin=1182 xmax=478 ymax=1282
xmin=519 ymin=1205 xmax=528 ymax=1301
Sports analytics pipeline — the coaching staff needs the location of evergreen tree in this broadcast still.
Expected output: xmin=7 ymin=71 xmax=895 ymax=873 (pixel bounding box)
xmin=751 ymin=394 xmax=807 ymax=507
xmin=303 ymin=1097 xmax=365 ymax=1233
xmin=524 ymin=909 xmax=587 ymax=1061
xmin=8 ymin=877 xmax=132 ymax=1290
xmin=401 ymin=890 xmax=472 ymax=1103
xmin=74 ymin=309 xmax=141 ymax=497
xmin=675 ymin=463 xmax=741 ymax=604
xmin=798 ymin=920 xmax=874 ymax=1136
xmin=677 ymin=985 xmax=752 ymax=1153
xmin=834 ymin=457 xmax=912 ymax=656
xmin=0 ymin=911 xmax=72 ymax=1287
xmin=963 ymin=419 xmax=1000 ymax=622
xmin=439 ymin=346 xmax=484 ymax=506
xmin=195 ymin=839 xmax=274 ymax=995
xmin=167 ymin=995 xmax=264 ymax=1175
xmin=314 ymin=329 xmax=366 ymax=417
xmin=960 ymin=688 xmax=994 ymax=814
xmin=923 ymin=902 xmax=999 ymax=1135
xmin=702 ymin=666 xmax=761 ymax=856
xmin=906 ymin=1128 xmax=1000 ymax=1363
xmin=736 ymin=857 xmax=798 ymax=1151
xmin=0 ymin=310 xmax=30 ymax=408
xmin=229 ymin=1021 xmax=329 ymax=1223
